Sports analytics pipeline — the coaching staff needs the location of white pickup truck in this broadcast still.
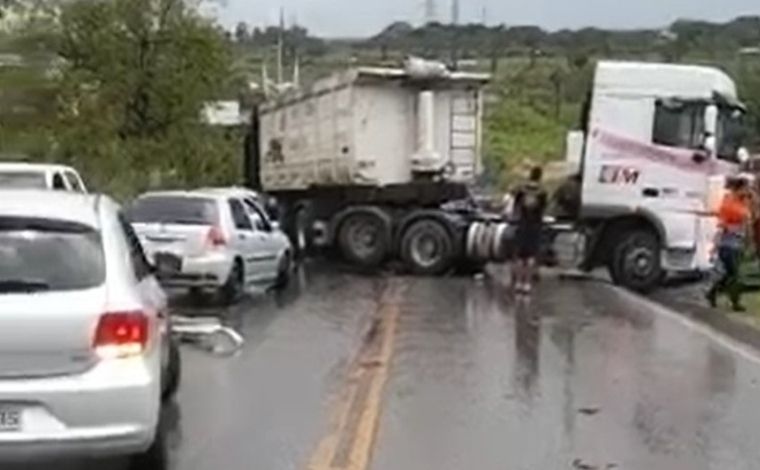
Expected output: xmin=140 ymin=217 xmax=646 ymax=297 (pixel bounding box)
xmin=0 ymin=162 xmax=87 ymax=193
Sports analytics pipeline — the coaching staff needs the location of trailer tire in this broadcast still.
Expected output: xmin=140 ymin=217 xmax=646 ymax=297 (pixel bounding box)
xmin=400 ymin=219 xmax=455 ymax=275
xmin=337 ymin=209 xmax=391 ymax=268
xmin=609 ymin=228 xmax=662 ymax=293
xmin=293 ymin=204 xmax=313 ymax=260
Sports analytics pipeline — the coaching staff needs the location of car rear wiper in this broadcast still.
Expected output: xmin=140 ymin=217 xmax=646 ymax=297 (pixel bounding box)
xmin=0 ymin=279 xmax=51 ymax=293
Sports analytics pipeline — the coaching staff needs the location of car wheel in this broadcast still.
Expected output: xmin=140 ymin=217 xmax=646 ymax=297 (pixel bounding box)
xmin=400 ymin=219 xmax=455 ymax=275
xmin=162 ymin=338 xmax=181 ymax=402
xmin=220 ymin=260 xmax=244 ymax=305
xmin=609 ymin=228 xmax=662 ymax=293
xmin=274 ymin=252 xmax=291 ymax=290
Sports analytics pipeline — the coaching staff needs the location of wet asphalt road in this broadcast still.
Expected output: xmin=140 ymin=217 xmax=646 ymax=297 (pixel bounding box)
xmin=23 ymin=265 xmax=760 ymax=470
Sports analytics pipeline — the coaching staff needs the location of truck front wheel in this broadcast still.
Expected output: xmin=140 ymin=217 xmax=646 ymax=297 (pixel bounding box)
xmin=400 ymin=219 xmax=455 ymax=275
xmin=609 ymin=228 xmax=662 ymax=293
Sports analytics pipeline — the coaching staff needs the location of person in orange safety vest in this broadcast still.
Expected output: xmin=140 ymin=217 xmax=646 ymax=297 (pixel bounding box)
xmin=707 ymin=177 xmax=751 ymax=312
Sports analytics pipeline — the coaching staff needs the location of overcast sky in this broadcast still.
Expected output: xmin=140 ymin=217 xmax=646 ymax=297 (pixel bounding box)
xmin=214 ymin=0 xmax=760 ymax=37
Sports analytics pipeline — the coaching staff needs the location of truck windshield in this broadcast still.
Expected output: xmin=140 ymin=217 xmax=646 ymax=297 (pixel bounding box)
xmin=716 ymin=106 xmax=746 ymax=162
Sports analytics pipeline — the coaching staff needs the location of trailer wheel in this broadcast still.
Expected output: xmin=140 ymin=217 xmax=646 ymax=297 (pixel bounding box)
xmin=609 ymin=228 xmax=662 ymax=293
xmin=293 ymin=204 xmax=313 ymax=259
xmin=337 ymin=209 xmax=391 ymax=268
xmin=401 ymin=219 xmax=454 ymax=275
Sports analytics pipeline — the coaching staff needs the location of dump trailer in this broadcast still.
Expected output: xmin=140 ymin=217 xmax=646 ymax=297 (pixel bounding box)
xmin=245 ymin=60 xmax=509 ymax=274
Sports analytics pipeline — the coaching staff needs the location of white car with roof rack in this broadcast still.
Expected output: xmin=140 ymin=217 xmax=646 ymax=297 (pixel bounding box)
xmin=0 ymin=190 xmax=179 ymax=468
xmin=0 ymin=162 xmax=87 ymax=193
xmin=128 ymin=189 xmax=292 ymax=302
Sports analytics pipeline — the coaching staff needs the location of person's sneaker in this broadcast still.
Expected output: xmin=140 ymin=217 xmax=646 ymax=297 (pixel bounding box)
xmin=732 ymin=303 xmax=747 ymax=313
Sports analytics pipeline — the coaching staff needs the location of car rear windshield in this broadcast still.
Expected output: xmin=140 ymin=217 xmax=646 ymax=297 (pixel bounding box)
xmin=0 ymin=171 xmax=47 ymax=189
xmin=0 ymin=217 xmax=105 ymax=293
xmin=127 ymin=196 xmax=218 ymax=225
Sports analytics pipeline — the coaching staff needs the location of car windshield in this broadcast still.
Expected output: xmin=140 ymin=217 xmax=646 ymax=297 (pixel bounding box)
xmin=0 ymin=171 xmax=47 ymax=189
xmin=127 ymin=196 xmax=218 ymax=225
xmin=0 ymin=217 xmax=104 ymax=292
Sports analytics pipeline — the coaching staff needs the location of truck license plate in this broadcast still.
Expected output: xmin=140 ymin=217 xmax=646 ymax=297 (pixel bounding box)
xmin=0 ymin=408 xmax=21 ymax=432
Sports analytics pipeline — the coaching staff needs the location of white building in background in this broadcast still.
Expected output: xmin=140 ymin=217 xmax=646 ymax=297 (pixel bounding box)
xmin=202 ymin=101 xmax=248 ymax=127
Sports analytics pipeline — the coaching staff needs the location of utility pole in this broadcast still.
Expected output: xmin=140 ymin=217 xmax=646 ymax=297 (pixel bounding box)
xmin=424 ymin=0 xmax=436 ymax=24
xmin=277 ymin=7 xmax=284 ymax=86
xmin=451 ymin=0 xmax=460 ymax=25
xmin=450 ymin=0 xmax=460 ymax=68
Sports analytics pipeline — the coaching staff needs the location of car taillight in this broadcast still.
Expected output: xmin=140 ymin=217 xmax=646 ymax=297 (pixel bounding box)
xmin=207 ymin=226 xmax=226 ymax=248
xmin=94 ymin=311 xmax=149 ymax=359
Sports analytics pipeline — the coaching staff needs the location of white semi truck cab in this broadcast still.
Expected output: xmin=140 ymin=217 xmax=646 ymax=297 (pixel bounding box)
xmin=556 ymin=61 xmax=747 ymax=291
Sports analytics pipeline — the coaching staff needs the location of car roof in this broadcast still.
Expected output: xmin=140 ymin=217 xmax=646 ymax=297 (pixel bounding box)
xmin=0 ymin=162 xmax=78 ymax=173
xmin=136 ymin=190 xmax=218 ymax=199
xmin=0 ymin=190 xmax=105 ymax=228
xmin=200 ymin=187 xmax=260 ymax=198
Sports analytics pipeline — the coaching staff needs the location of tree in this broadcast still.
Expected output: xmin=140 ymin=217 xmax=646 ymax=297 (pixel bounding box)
xmin=234 ymin=21 xmax=249 ymax=43
xmin=46 ymin=0 xmax=237 ymax=195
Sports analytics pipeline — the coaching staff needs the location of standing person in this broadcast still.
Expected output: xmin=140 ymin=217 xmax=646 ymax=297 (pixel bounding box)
xmin=512 ymin=166 xmax=548 ymax=294
xmin=707 ymin=177 xmax=751 ymax=312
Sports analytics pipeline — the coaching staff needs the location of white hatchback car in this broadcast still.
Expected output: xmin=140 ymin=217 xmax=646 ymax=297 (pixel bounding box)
xmin=0 ymin=191 xmax=179 ymax=467
xmin=0 ymin=162 xmax=87 ymax=193
xmin=128 ymin=190 xmax=293 ymax=301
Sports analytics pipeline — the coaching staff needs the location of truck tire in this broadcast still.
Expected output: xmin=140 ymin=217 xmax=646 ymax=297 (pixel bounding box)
xmin=293 ymin=205 xmax=313 ymax=260
xmin=609 ymin=228 xmax=662 ymax=293
xmin=400 ymin=219 xmax=455 ymax=275
xmin=337 ymin=209 xmax=391 ymax=268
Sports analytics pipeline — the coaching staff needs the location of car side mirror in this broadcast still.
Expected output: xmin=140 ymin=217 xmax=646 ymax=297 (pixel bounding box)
xmin=271 ymin=221 xmax=281 ymax=231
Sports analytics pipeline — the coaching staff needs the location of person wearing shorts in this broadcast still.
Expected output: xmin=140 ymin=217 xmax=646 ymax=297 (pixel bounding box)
xmin=512 ymin=166 xmax=548 ymax=294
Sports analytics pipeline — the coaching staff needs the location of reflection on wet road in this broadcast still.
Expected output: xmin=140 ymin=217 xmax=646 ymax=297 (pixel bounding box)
xmin=21 ymin=266 xmax=760 ymax=469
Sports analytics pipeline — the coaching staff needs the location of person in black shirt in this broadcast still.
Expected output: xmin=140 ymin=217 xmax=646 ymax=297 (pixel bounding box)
xmin=512 ymin=166 xmax=548 ymax=294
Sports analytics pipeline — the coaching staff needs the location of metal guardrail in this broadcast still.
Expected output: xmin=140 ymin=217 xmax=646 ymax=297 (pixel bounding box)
xmin=171 ymin=315 xmax=245 ymax=356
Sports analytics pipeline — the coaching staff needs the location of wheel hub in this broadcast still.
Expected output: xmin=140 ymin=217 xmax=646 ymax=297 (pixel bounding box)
xmin=626 ymin=246 xmax=654 ymax=278
xmin=411 ymin=234 xmax=441 ymax=268
xmin=347 ymin=220 xmax=380 ymax=259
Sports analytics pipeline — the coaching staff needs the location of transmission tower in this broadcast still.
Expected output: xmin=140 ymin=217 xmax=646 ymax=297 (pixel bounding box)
xmin=424 ymin=0 xmax=437 ymax=23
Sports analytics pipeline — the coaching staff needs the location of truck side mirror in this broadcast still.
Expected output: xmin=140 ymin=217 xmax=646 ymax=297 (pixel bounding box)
xmin=738 ymin=147 xmax=750 ymax=164
xmin=702 ymin=135 xmax=717 ymax=155
xmin=704 ymin=104 xmax=718 ymax=136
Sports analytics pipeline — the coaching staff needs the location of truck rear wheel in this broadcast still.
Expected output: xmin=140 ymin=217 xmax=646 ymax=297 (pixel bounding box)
xmin=400 ymin=219 xmax=454 ymax=275
xmin=609 ymin=228 xmax=662 ymax=293
xmin=337 ymin=209 xmax=391 ymax=268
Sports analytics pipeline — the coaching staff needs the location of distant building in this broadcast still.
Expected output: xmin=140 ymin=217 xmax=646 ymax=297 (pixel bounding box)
xmin=739 ymin=47 xmax=760 ymax=56
xmin=202 ymin=101 xmax=248 ymax=127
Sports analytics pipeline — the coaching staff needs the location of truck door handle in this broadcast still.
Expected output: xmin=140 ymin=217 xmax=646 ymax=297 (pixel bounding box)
xmin=642 ymin=188 xmax=660 ymax=198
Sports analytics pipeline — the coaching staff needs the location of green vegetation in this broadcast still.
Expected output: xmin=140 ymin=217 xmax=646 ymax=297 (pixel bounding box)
xmin=0 ymin=0 xmax=241 ymax=199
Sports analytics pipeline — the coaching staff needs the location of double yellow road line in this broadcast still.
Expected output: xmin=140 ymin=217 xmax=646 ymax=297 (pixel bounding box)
xmin=307 ymin=281 xmax=403 ymax=470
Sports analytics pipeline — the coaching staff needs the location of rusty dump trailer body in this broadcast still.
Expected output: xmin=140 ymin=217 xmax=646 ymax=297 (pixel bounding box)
xmin=247 ymin=61 xmax=510 ymax=274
